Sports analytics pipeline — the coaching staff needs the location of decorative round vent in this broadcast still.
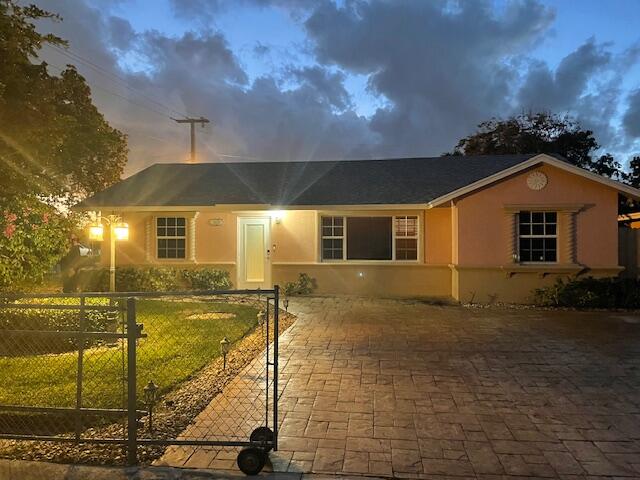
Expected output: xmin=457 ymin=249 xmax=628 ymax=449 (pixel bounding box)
xmin=526 ymin=171 xmax=548 ymax=191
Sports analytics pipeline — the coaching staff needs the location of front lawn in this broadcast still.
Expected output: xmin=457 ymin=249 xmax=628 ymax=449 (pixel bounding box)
xmin=0 ymin=299 xmax=259 ymax=410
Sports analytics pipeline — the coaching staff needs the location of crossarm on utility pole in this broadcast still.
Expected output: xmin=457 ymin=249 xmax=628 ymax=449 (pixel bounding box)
xmin=172 ymin=116 xmax=210 ymax=163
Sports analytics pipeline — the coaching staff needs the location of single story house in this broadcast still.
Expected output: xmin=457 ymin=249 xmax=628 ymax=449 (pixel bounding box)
xmin=76 ymin=153 xmax=640 ymax=303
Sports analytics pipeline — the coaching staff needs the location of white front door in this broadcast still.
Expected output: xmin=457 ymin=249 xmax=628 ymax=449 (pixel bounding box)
xmin=237 ymin=217 xmax=271 ymax=289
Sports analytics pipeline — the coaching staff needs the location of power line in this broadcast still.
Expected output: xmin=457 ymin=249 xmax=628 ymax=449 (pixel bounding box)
xmin=45 ymin=44 xmax=189 ymax=119
xmin=46 ymin=62 xmax=179 ymax=119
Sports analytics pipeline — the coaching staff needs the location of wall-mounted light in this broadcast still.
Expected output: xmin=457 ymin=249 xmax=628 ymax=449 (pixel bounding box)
xmin=358 ymin=272 xmax=364 ymax=278
xmin=270 ymin=210 xmax=284 ymax=224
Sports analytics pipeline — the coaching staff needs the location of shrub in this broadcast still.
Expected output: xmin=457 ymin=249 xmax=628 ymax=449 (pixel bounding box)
xmin=71 ymin=266 xmax=232 ymax=292
xmin=181 ymin=268 xmax=232 ymax=290
xmin=0 ymin=298 xmax=117 ymax=355
xmin=533 ymin=277 xmax=640 ymax=309
xmin=283 ymin=273 xmax=317 ymax=296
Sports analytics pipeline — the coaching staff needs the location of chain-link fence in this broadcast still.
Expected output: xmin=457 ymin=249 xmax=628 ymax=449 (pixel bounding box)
xmin=0 ymin=288 xmax=280 ymax=474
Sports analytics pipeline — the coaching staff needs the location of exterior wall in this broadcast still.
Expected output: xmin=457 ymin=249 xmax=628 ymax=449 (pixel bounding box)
xmin=619 ymin=226 xmax=640 ymax=278
xmin=270 ymin=209 xmax=452 ymax=298
xmin=452 ymin=164 xmax=621 ymax=303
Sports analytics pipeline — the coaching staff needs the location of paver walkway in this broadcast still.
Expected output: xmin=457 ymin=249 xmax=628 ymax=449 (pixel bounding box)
xmin=159 ymin=297 xmax=640 ymax=478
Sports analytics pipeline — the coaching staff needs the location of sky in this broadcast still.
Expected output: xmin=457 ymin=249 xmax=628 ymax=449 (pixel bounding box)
xmin=30 ymin=0 xmax=640 ymax=176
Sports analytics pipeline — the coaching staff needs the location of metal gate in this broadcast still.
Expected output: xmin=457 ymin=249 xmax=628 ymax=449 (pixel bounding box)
xmin=0 ymin=287 xmax=280 ymax=474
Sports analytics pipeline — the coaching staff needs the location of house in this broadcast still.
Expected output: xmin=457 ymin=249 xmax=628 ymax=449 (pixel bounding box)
xmin=75 ymin=153 xmax=640 ymax=303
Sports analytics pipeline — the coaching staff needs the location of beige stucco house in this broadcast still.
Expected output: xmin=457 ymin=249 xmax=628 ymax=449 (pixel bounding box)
xmin=76 ymin=153 xmax=640 ymax=303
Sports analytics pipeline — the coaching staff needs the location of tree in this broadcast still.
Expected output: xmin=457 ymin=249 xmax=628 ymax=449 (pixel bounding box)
xmin=0 ymin=197 xmax=72 ymax=290
xmin=0 ymin=1 xmax=128 ymax=290
xmin=0 ymin=1 xmax=128 ymax=203
xmin=449 ymin=112 xmax=624 ymax=179
xmin=628 ymin=156 xmax=640 ymax=189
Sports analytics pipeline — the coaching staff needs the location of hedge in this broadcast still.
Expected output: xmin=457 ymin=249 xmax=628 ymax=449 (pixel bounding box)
xmin=533 ymin=277 xmax=640 ymax=309
xmin=0 ymin=298 xmax=117 ymax=355
xmin=69 ymin=266 xmax=232 ymax=293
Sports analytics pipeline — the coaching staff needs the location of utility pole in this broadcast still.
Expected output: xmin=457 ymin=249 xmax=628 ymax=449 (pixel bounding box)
xmin=172 ymin=116 xmax=210 ymax=162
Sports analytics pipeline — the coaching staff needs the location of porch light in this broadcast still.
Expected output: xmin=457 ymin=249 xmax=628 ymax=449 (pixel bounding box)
xmin=220 ymin=336 xmax=230 ymax=369
xmin=270 ymin=210 xmax=284 ymax=224
xmin=113 ymin=222 xmax=130 ymax=241
xmin=89 ymin=223 xmax=104 ymax=242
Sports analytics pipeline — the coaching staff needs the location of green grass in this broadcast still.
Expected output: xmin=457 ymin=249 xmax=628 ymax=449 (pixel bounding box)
xmin=0 ymin=299 xmax=259 ymax=409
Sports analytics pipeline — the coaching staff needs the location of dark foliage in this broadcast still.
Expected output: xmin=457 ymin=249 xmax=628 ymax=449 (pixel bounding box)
xmin=533 ymin=276 xmax=640 ymax=309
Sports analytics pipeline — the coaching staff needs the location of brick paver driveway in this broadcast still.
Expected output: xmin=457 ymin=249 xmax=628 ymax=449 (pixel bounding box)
xmin=161 ymin=297 xmax=640 ymax=478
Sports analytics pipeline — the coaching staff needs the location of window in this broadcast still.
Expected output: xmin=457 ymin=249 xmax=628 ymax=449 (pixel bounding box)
xmin=518 ymin=211 xmax=557 ymax=262
xmin=157 ymin=217 xmax=186 ymax=259
xmin=395 ymin=216 xmax=418 ymax=260
xmin=321 ymin=215 xmax=419 ymax=261
xmin=347 ymin=217 xmax=392 ymax=260
xmin=321 ymin=216 xmax=344 ymax=260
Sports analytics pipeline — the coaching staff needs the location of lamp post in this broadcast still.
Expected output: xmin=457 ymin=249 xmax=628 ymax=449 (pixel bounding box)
xmin=88 ymin=214 xmax=129 ymax=292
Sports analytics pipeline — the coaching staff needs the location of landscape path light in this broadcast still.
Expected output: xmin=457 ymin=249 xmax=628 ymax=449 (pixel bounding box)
xmin=143 ymin=380 xmax=159 ymax=433
xmin=220 ymin=336 xmax=230 ymax=369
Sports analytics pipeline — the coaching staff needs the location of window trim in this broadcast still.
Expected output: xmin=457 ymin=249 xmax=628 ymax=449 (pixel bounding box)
xmin=517 ymin=210 xmax=558 ymax=264
xmin=319 ymin=213 xmax=421 ymax=263
xmin=155 ymin=216 xmax=188 ymax=260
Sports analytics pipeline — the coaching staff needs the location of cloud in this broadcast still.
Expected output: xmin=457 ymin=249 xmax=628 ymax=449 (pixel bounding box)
xmin=302 ymin=0 xmax=556 ymax=156
xmin=623 ymin=89 xmax=640 ymax=139
xmin=30 ymin=0 xmax=640 ymax=176
xmin=290 ymin=66 xmax=352 ymax=110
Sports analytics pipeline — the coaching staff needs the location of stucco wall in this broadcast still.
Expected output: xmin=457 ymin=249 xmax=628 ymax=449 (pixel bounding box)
xmin=451 ymin=163 xmax=621 ymax=303
xmin=455 ymin=164 xmax=619 ymax=267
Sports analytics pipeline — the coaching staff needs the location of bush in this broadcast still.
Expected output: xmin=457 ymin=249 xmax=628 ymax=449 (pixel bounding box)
xmin=283 ymin=273 xmax=317 ymax=296
xmin=533 ymin=277 xmax=640 ymax=309
xmin=0 ymin=298 xmax=117 ymax=355
xmin=181 ymin=268 xmax=232 ymax=290
xmin=70 ymin=266 xmax=232 ymax=292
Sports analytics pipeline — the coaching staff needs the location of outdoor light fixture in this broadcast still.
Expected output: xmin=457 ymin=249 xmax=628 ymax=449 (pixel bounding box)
xmin=87 ymin=214 xmax=129 ymax=291
xmin=143 ymin=380 xmax=159 ymax=433
xmin=113 ymin=222 xmax=130 ymax=241
xmin=220 ymin=336 xmax=230 ymax=369
xmin=88 ymin=223 xmax=104 ymax=242
xmin=270 ymin=210 xmax=284 ymax=224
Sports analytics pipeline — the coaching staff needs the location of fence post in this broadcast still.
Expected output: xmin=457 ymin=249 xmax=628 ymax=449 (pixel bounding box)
xmin=75 ymin=296 xmax=85 ymax=441
xmin=126 ymin=297 xmax=137 ymax=465
xmin=273 ymin=285 xmax=279 ymax=451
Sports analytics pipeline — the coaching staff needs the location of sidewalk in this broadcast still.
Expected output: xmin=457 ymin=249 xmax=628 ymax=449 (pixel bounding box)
xmin=0 ymin=459 xmax=384 ymax=480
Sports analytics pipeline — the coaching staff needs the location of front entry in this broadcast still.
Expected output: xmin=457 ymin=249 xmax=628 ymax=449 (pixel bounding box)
xmin=237 ymin=217 xmax=271 ymax=289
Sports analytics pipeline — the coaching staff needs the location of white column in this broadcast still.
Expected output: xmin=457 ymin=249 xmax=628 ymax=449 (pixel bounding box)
xmin=189 ymin=213 xmax=199 ymax=262
xmin=506 ymin=211 xmax=517 ymax=263
xmin=145 ymin=217 xmax=152 ymax=262
xmin=563 ymin=211 xmax=576 ymax=264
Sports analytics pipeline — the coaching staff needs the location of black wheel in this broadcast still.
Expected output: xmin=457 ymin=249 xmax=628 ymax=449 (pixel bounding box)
xmin=250 ymin=426 xmax=274 ymax=452
xmin=237 ymin=447 xmax=266 ymax=475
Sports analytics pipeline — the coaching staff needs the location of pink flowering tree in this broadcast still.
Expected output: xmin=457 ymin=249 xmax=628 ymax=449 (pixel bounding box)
xmin=0 ymin=198 xmax=72 ymax=291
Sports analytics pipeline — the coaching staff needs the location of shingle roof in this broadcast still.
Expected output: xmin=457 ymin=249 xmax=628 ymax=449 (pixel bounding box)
xmin=77 ymin=154 xmax=543 ymax=208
